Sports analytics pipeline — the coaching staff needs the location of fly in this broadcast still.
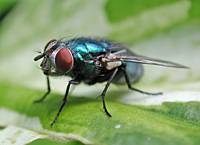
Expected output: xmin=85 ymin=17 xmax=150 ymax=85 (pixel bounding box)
xmin=34 ymin=37 xmax=188 ymax=126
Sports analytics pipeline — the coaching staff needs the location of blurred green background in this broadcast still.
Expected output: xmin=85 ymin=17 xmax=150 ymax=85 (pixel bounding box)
xmin=0 ymin=0 xmax=199 ymax=91
xmin=0 ymin=0 xmax=200 ymax=144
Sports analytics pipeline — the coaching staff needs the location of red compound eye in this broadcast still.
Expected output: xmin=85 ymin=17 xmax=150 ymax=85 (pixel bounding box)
xmin=55 ymin=48 xmax=73 ymax=73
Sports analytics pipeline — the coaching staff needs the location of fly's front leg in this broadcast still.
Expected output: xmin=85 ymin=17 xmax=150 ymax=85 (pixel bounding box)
xmin=121 ymin=66 xmax=162 ymax=95
xmin=100 ymin=68 xmax=118 ymax=117
xmin=51 ymin=79 xmax=80 ymax=126
xmin=34 ymin=76 xmax=51 ymax=103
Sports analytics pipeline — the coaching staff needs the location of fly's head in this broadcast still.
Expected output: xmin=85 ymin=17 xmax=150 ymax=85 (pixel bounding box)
xmin=34 ymin=40 xmax=73 ymax=76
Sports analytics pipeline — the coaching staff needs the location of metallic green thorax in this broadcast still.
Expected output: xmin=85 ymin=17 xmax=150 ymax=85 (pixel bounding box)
xmin=65 ymin=38 xmax=109 ymax=82
xmin=64 ymin=38 xmax=143 ymax=85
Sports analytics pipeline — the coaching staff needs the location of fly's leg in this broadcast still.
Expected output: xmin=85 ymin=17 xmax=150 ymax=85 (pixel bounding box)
xmin=100 ymin=68 xmax=118 ymax=117
xmin=34 ymin=76 xmax=51 ymax=103
xmin=121 ymin=67 xmax=162 ymax=95
xmin=51 ymin=79 xmax=80 ymax=126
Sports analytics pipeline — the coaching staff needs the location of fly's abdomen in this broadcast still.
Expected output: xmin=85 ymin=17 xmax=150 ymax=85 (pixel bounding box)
xmin=112 ymin=62 xmax=143 ymax=85
xmin=125 ymin=62 xmax=143 ymax=83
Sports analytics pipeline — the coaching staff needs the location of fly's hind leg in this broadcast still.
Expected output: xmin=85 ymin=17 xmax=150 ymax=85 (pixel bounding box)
xmin=34 ymin=76 xmax=51 ymax=103
xmin=121 ymin=67 xmax=162 ymax=95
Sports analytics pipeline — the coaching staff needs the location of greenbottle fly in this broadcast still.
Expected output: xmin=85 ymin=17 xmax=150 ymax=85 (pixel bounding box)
xmin=34 ymin=37 xmax=188 ymax=126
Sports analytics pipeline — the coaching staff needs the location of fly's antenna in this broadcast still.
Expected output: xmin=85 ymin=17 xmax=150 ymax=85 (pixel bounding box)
xmin=34 ymin=53 xmax=45 ymax=61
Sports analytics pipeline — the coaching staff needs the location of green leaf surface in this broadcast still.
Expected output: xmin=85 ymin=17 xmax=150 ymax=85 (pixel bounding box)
xmin=105 ymin=0 xmax=182 ymax=23
xmin=0 ymin=0 xmax=18 ymax=16
xmin=1 ymin=83 xmax=200 ymax=145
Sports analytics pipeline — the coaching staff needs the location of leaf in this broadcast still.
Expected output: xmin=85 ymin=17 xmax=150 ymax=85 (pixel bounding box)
xmin=0 ymin=0 xmax=18 ymax=16
xmin=105 ymin=0 xmax=200 ymax=43
xmin=1 ymin=83 xmax=200 ymax=145
xmin=0 ymin=125 xmax=48 ymax=145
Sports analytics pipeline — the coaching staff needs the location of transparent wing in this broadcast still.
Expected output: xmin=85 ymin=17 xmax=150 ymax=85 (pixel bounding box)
xmin=105 ymin=54 xmax=188 ymax=69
